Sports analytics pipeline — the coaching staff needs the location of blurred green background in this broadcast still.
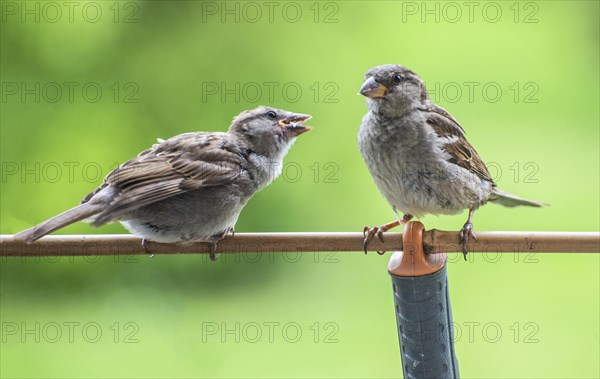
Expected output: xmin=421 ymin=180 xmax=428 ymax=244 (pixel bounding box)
xmin=1 ymin=1 xmax=599 ymax=377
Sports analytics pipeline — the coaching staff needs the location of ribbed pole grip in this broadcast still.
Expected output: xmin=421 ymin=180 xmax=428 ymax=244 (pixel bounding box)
xmin=390 ymin=265 xmax=459 ymax=378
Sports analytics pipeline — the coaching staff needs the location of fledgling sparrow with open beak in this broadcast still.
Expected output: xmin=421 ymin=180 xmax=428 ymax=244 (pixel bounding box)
xmin=15 ymin=106 xmax=312 ymax=260
xmin=358 ymin=64 xmax=543 ymax=258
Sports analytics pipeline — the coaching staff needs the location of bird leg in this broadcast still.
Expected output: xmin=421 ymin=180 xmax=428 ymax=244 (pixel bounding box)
xmin=208 ymin=228 xmax=234 ymax=261
xmin=140 ymin=239 xmax=157 ymax=258
xmin=363 ymin=214 xmax=413 ymax=254
xmin=459 ymin=208 xmax=478 ymax=260
xmin=141 ymin=239 xmax=151 ymax=254
xmin=208 ymin=241 xmax=218 ymax=261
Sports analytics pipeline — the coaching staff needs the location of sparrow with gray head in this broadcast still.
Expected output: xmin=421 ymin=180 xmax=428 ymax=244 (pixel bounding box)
xmin=15 ymin=106 xmax=312 ymax=260
xmin=358 ymin=64 xmax=543 ymax=259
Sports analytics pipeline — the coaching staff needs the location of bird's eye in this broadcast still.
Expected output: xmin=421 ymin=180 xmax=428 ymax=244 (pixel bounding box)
xmin=392 ymin=74 xmax=402 ymax=84
xmin=266 ymin=111 xmax=277 ymax=119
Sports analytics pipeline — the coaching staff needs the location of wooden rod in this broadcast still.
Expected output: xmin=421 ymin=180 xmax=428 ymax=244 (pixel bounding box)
xmin=0 ymin=231 xmax=598 ymax=257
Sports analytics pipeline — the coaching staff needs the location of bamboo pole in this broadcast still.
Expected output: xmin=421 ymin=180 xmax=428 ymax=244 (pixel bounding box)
xmin=0 ymin=231 xmax=598 ymax=257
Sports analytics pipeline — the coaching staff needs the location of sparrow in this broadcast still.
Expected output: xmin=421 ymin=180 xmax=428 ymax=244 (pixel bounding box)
xmin=357 ymin=64 xmax=543 ymax=258
xmin=15 ymin=106 xmax=312 ymax=260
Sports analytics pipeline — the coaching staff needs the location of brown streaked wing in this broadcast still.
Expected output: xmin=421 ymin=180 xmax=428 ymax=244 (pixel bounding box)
xmin=89 ymin=133 xmax=243 ymax=224
xmin=424 ymin=104 xmax=495 ymax=184
xmin=81 ymin=144 xmax=168 ymax=204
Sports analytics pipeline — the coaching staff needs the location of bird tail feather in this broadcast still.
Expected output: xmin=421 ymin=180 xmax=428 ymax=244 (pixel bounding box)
xmin=489 ymin=188 xmax=545 ymax=208
xmin=14 ymin=204 xmax=100 ymax=242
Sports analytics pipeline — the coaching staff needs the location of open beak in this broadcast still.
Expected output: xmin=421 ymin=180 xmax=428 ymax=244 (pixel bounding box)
xmin=279 ymin=114 xmax=312 ymax=137
xmin=359 ymin=76 xmax=387 ymax=98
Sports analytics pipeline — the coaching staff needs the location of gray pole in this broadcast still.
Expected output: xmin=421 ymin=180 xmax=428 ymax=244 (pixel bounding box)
xmin=388 ymin=221 xmax=460 ymax=378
